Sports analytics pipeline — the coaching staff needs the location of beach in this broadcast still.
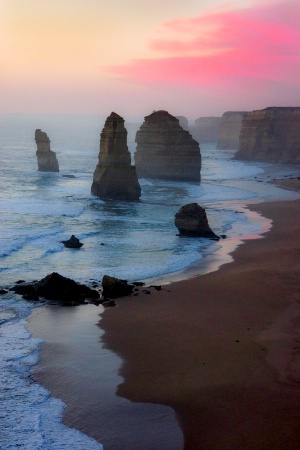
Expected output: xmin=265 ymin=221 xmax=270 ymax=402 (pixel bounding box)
xmin=29 ymin=181 xmax=300 ymax=450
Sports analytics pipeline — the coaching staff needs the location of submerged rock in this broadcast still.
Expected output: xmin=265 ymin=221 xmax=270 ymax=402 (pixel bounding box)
xmin=61 ymin=235 xmax=83 ymax=248
xmin=12 ymin=272 xmax=100 ymax=305
xmin=175 ymin=203 xmax=219 ymax=239
xmin=235 ymin=107 xmax=300 ymax=163
xmin=91 ymin=112 xmax=141 ymax=201
xmin=102 ymin=275 xmax=134 ymax=299
xmin=135 ymin=110 xmax=201 ymax=181
xmin=35 ymin=129 xmax=59 ymax=172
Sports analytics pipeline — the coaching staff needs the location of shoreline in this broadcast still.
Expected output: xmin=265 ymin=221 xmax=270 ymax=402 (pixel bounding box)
xmin=28 ymin=179 xmax=300 ymax=449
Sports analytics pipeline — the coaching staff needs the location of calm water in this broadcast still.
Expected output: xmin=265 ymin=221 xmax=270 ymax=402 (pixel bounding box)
xmin=0 ymin=113 xmax=299 ymax=449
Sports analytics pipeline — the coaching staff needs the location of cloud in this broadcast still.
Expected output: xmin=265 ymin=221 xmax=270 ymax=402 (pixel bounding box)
xmin=107 ymin=0 xmax=300 ymax=90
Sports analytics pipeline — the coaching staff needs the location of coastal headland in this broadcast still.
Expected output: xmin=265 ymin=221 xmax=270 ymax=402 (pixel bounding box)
xmin=29 ymin=179 xmax=300 ymax=450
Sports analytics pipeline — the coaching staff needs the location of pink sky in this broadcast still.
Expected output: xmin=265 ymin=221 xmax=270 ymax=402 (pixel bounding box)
xmin=1 ymin=0 xmax=299 ymax=119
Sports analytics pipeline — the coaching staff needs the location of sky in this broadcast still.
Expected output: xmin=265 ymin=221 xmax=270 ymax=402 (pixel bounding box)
xmin=1 ymin=0 xmax=299 ymax=119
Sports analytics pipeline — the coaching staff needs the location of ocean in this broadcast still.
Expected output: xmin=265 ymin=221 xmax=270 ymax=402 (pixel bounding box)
xmin=1 ymin=113 xmax=299 ymax=449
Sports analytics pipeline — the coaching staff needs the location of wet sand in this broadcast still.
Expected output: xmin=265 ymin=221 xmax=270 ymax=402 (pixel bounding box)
xmin=29 ymin=179 xmax=300 ymax=449
xmin=100 ymin=197 xmax=300 ymax=449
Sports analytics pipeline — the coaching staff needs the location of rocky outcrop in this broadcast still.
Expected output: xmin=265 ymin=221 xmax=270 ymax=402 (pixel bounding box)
xmin=61 ymin=235 xmax=83 ymax=248
xmin=175 ymin=203 xmax=219 ymax=239
xmin=135 ymin=110 xmax=201 ymax=181
xmin=176 ymin=116 xmax=190 ymax=131
xmin=191 ymin=117 xmax=221 ymax=143
xmin=217 ymin=112 xmax=247 ymax=149
xmin=35 ymin=129 xmax=59 ymax=172
xmin=91 ymin=112 xmax=141 ymax=201
xmin=11 ymin=272 xmax=100 ymax=305
xmin=235 ymin=107 xmax=300 ymax=163
xmin=102 ymin=275 xmax=134 ymax=299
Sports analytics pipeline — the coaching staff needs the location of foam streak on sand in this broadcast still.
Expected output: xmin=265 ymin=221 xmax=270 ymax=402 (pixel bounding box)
xmin=100 ymin=196 xmax=300 ymax=450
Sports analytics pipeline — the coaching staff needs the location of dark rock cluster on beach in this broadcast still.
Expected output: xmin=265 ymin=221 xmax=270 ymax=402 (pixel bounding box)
xmin=35 ymin=129 xmax=59 ymax=172
xmin=8 ymin=272 xmax=163 ymax=307
xmin=135 ymin=110 xmax=201 ymax=181
xmin=91 ymin=112 xmax=141 ymax=201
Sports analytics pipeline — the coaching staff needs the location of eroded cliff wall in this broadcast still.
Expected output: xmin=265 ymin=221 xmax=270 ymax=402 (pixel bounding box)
xmin=191 ymin=117 xmax=221 ymax=143
xmin=217 ymin=112 xmax=246 ymax=150
xmin=235 ymin=107 xmax=300 ymax=163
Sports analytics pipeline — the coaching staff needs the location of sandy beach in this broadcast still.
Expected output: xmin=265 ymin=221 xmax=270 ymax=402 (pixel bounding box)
xmin=29 ymin=179 xmax=300 ymax=450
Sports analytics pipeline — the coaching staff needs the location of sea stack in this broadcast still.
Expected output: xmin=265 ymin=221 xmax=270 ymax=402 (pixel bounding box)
xmin=35 ymin=129 xmax=59 ymax=172
xmin=91 ymin=112 xmax=141 ymax=201
xmin=217 ymin=111 xmax=247 ymax=149
xmin=235 ymin=107 xmax=300 ymax=163
xmin=191 ymin=116 xmax=221 ymax=143
xmin=135 ymin=110 xmax=201 ymax=181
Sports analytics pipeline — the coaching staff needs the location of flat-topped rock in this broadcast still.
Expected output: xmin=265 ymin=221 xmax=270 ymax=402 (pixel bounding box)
xmin=91 ymin=112 xmax=141 ymax=201
xmin=217 ymin=112 xmax=247 ymax=149
xmin=191 ymin=116 xmax=221 ymax=143
xmin=135 ymin=110 xmax=201 ymax=181
xmin=35 ymin=129 xmax=59 ymax=172
xmin=235 ymin=107 xmax=300 ymax=163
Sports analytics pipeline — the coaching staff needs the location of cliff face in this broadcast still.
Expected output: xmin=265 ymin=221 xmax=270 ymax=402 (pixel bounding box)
xmin=217 ymin=112 xmax=246 ymax=149
xmin=35 ymin=129 xmax=59 ymax=172
xmin=235 ymin=107 xmax=300 ymax=163
xmin=91 ymin=112 xmax=141 ymax=201
xmin=191 ymin=117 xmax=221 ymax=143
xmin=135 ymin=110 xmax=201 ymax=181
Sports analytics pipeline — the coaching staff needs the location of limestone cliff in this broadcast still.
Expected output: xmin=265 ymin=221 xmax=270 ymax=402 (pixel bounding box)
xmin=35 ymin=129 xmax=59 ymax=172
xmin=91 ymin=112 xmax=141 ymax=201
xmin=135 ymin=110 xmax=201 ymax=181
xmin=217 ymin=112 xmax=246 ymax=149
xmin=235 ymin=107 xmax=300 ymax=163
xmin=191 ymin=117 xmax=221 ymax=143
xmin=176 ymin=116 xmax=190 ymax=131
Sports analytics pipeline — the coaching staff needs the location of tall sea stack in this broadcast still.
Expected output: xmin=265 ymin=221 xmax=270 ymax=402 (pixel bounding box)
xmin=217 ymin=111 xmax=247 ymax=149
xmin=235 ymin=107 xmax=300 ymax=163
xmin=135 ymin=110 xmax=201 ymax=181
xmin=35 ymin=129 xmax=59 ymax=172
xmin=91 ymin=112 xmax=141 ymax=201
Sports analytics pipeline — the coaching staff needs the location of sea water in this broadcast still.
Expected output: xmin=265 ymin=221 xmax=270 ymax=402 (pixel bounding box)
xmin=0 ymin=113 xmax=299 ymax=449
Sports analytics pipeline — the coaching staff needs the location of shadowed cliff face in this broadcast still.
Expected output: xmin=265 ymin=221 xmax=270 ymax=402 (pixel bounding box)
xmin=190 ymin=117 xmax=221 ymax=144
xmin=91 ymin=112 xmax=141 ymax=201
xmin=134 ymin=110 xmax=201 ymax=182
xmin=235 ymin=107 xmax=300 ymax=163
xmin=217 ymin=112 xmax=247 ymax=150
xmin=35 ymin=129 xmax=59 ymax=172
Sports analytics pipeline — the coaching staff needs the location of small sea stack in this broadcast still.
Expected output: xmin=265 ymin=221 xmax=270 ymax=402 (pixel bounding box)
xmin=35 ymin=129 xmax=59 ymax=172
xmin=235 ymin=107 xmax=300 ymax=163
xmin=217 ymin=111 xmax=247 ymax=150
xmin=175 ymin=203 xmax=219 ymax=239
xmin=91 ymin=112 xmax=141 ymax=201
xmin=135 ymin=110 xmax=201 ymax=181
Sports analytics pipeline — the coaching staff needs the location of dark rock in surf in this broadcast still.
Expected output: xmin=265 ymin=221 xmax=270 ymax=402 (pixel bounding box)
xmin=175 ymin=203 xmax=219 ymax=239
xmin=12 ymin=272 xmax=100 ymax=305
xmin=61 ymin=235 xmax=83 ymax=248
xmin=102 ymin=275 xmax=134 ymax=299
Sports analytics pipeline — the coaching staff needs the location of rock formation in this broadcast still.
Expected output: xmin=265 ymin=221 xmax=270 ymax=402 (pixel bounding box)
xmin=176 ymin=116 xmax=190 ymax=131
xmin=61 ymin=235 xmax=83 ymax=248
xmin=175 ymin=203 xmax=219 ymax=238
xmin=135 ymin=110 xmax=201 ymax=181
xmin=91 ymin=112 xmax=141 ymax=201
xmin=35 ymin=129 xmax=59 ymax=172
xmin=190 ymin=117 xmax=221 ymax=143
xmin=11 ymin=272 xmax=100 ymax=305
xmin=217 ymin=112 xmax=247 ymax=149
xmin=102 ymin=275 xmax=134 ymax=299
xmin=235 ymin=107 xmax=300 ymax=163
